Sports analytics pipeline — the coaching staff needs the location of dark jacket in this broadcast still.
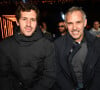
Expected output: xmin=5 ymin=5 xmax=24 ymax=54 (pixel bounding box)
xmin=0 ymin=26 xmax=56 ymax=90
xmin=54 ymin=30 xmax=100 ymax=90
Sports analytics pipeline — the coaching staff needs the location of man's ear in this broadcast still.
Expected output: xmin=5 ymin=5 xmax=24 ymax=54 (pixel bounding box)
xmin=84 ymin=19 xmax=87 ymax=27
xmin=16 ymin=20 xmax=19 ymax=26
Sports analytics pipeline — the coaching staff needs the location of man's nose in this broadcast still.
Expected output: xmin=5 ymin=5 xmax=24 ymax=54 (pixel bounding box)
xmin=73 ymin=24 xmax=77 ymax=30
xmin=27 ymin=20 xmax=31 ymax=26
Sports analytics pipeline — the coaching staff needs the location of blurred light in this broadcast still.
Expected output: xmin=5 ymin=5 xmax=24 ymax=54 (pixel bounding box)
xmin=22 ymin=0 xmax=26 ymax=3
xmin=22 ymin=0 xmax=28 ymax=3
xmin=2 ymin=15 xmax=16 ymax=22
xmin=61 ymin=12 xmax=65 ymax=21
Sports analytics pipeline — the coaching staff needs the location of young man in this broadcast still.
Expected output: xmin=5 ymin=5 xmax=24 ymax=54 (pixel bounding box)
xmin=89 ymin=20 xmax=100 ymax=37
xmin=58 ymin=20 xmax=67 ymax=36
xmin=54 ymin=6 xmax=100 ymax=90
xmin=53 ymin=20 xmax=67 ymax=40
xmin=0 ymin=3 xmax=56 ymax=90
xmin=40 ymin=21 xmax=53 ymax=41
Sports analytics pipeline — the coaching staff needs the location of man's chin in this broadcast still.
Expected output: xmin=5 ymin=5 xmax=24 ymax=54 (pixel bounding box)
xmin=23 ymin=33 xmax=33 ymax=37
xmin=72 ymin=36 xmax=80 ymax=40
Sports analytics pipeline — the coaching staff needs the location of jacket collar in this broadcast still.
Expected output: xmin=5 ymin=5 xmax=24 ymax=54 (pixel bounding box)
xmin=14 ymin=26 xmax=43 ymax=46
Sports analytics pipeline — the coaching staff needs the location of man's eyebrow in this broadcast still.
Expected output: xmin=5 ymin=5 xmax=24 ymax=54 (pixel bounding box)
xmin=67 ymin=22 xmax=73 ymax=24
xmin=76 ymin=21 xmax=81 ymax=23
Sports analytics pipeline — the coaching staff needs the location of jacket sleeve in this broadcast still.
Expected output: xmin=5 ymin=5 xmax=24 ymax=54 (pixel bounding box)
xmin=88 ymin=56 xmax=100 ymax=90
xmin=0 ymin=47 xmax=13 ymax=90
xmin=88 ymin=39 xmax=100 ymax=90
xmin=29 ymin=42 xmax=56 ymax=90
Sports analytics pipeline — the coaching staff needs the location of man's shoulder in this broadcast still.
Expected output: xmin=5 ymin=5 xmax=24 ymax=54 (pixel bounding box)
xmin=54 ymin=35 xmax=67 ymax=43
xmin=0 ymin=36 xmax=14 ymax=45
xmin=0 ymin=36 xmax=15 ymax=52
xmin=98 ymin=28 xmax=100 ymax=31
xmin=89 ymin=28 xmax=95 ymax=32
xmin=39 ymin=37 xmax=54 ymax=46
xmin=90 ymin=37 xmax=100 ymax=51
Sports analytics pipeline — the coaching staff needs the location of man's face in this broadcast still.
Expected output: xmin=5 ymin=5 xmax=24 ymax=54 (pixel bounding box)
xmin=58 ymin=22 xmax=66 ymax=33
xmin=16 ymin=10 xmax=37 ymax=36
xmin=93 ymin=21 xmax=100 ymax=30
xmin=66 ymin=11 xmax=87 ymax=42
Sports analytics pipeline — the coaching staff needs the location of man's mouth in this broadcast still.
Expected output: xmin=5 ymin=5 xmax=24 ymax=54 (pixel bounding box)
xmin=25 ymin=27 xmax=32 ymax=31
xmin=72 ymin=30 xmax=79 ymax=35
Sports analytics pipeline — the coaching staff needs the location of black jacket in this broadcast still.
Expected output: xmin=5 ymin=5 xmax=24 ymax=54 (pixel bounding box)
xmin=54 ymin=30 xmax=100 ymax=90
xmin=0 ymin=26 xmax=56 ymax=90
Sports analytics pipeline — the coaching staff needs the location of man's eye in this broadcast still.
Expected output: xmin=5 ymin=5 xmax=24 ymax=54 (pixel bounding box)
xmin=67 ymin=23 xmax=72 ymax=25
xmin=23 ymin=18 xmax=26 ymax=20
xmin=31 ymin=19 xmax=36 ymax=21
xmin=77 ymin=21 xmax=81 ymax=24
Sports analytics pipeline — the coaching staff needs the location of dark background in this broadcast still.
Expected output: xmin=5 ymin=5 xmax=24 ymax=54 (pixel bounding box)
xmin=0 ymin=0 xmax=100 ymax=39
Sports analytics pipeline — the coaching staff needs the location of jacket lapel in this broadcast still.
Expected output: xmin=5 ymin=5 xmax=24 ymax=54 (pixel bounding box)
xmin=59 ymin=35 xmax=77 ymax=84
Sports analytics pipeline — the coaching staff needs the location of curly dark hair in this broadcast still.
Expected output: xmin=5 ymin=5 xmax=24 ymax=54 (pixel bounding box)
xmin=15 ymin=2 xmax=39 ymax=22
